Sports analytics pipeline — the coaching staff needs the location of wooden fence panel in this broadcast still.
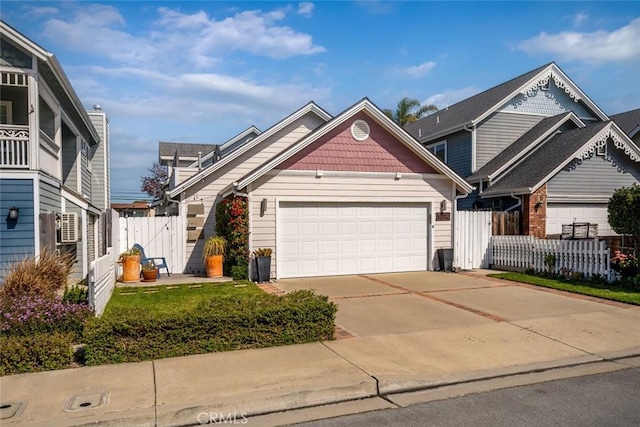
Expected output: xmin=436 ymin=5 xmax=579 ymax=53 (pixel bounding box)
xmin=492 ymin=211 xmax=520 ymax=235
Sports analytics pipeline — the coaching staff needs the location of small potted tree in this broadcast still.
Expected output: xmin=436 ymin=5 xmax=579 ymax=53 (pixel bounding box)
xmin=119 ymin=247 xmax=141 ymax=283
xmin=141 ymin=260 xmax=158 ymax=282
xmin=203 ymin=236 xmax=226 ymax=278
xmin=252 ymin=248 xmax=272 ymax=283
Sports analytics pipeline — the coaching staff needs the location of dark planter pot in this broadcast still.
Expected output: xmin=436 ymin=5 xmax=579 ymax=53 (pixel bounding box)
xmin=141 ymin=268 xmax=158 ymax=282
xmin=255 ymin=256 xmax=272 ymax=283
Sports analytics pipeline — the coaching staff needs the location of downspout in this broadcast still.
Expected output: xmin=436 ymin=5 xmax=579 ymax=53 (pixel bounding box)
xmin=505 ymin=193 xmax=521 ymax=212
xmin=463 ymin=124 xmax=476 ymax=173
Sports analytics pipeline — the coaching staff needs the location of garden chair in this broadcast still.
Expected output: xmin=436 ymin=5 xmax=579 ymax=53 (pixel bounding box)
xmin=132 ymin=243 xmax=171 ymax=277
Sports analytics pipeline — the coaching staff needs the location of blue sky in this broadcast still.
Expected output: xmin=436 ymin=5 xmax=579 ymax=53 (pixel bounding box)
xmin=2 ymin=1 xmax=639 ymax=202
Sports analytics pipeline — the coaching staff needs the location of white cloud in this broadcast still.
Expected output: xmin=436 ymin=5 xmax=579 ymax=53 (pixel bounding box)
xmin=573 ymin=12 xmax=589 ymax=28
xmin=25 ymin=6 xmax=58 ymax=17
xmin=398 ymin=61 xmax=437 ymax=78
xmin=424 ymin=86 xmax=481 ymax=109
xmin=517 ymin=17 xmax=640 ymax=63
xmin=41 ymin=4 xmax=325 ymax=67
xmin=297 ymin=2 xmax=315 ymax=17
xmin=42 ymin=5 xmax=158 ymax=64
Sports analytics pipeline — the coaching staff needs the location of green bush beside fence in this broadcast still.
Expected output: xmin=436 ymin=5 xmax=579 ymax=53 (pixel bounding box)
xmin=83 ymin=290 xmax=337 ymax=365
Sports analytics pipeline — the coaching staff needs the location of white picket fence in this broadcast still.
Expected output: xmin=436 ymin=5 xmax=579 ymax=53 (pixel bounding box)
xmin=89 ymin=248 xmax=117 ymax=315
xmin=454 ymin=210 xmax=493 ymax=269
xmin=118 ymin=216 xmax=185 ymax=274
xmin=492 ymin=235 xmax=611 ymax=280
xmin=89 ymin=209 xmax=119 ymax=315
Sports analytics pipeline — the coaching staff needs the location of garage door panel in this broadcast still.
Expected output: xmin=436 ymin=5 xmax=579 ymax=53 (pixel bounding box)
xmin=547 ymin=203 xmax=613 ymax=236
xmin=279 ymin=202 xmax=430 ymax=278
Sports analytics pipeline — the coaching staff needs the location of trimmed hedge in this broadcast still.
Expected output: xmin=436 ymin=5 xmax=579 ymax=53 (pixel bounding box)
xmin=83 ymin=290 xmax=337 ymax=365
xmin=0 ymin=332 xmax=74 ymax=376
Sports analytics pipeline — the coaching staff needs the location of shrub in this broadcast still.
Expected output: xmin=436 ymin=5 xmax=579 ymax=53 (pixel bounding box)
xmin=589 ymin=274 xmax=608 ymax=285
xmin=0 ymin=332 xmax=74 ymax=376
xmin=215 ymin=195 xmax=250 ymax=274
xmin=610 ymin=251 xmax=640 ymax=279
xmin=62 ymin=284 xmax=89 ymax=305
xmin=0 ymin=294 xmax=93 ymax=341
xmin=0 ymin=249 xmax=73 ymax=299
xmin=230 ymin=264 xmax=249 ymax=281
xmin=84 ymin=290 xmax=336 ymax=365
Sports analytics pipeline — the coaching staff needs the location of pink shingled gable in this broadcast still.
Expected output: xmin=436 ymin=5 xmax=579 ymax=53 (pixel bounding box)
xmin=279 ymin=112 xmax=437 ymax=173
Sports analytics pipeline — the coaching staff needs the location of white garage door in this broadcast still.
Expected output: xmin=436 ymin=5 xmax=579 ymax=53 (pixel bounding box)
xmin=547 ymin=203 xmax=614 ymax=236
xmin=279 ymin=202 xmax=429 ymax=278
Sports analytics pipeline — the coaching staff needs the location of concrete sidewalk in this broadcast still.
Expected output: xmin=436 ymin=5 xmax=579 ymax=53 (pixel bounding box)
xmin=2 ymin=305 xmax=640 ymax=426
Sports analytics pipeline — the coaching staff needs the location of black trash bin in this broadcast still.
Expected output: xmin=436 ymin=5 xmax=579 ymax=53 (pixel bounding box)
xmin=437 ymin=248 xmax=454 ymax=272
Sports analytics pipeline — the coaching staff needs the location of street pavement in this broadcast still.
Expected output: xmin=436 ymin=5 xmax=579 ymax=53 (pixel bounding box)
xmin=297 ymin=365 xmax=640 ymax=427
xmin=1 ymin=271 xmax=640 ymax=426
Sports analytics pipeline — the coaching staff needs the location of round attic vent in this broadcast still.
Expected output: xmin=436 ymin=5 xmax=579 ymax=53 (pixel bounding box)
xmin=351 ymin=120 xmax=370 ymax=141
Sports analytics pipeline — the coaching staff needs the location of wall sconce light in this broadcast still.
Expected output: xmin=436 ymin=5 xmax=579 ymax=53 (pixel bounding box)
xmin=260 ymin=198 xmax=267 ymax=217
xmin=440 ymin=200 xmax=447 ymax=213
xmin=8 ymin=207 xmax=19 ymax=220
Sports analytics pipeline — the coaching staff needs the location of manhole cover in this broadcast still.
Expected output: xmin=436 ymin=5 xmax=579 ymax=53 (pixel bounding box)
xmin=0 ymin=402 xmax=26 ymax=420
xmin=65 ymin=392 xmax=108 ymax=411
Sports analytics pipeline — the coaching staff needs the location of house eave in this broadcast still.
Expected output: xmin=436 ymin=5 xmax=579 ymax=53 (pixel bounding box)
xmin=168 ymin=102 xmax=333 ymax=198
xmin=235 ymin=99 xmax=474 ymax=194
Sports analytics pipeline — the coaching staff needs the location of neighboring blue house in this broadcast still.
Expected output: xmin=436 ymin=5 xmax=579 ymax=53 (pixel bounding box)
xmin=405 ymin=62 xmax=640 ymax=238
xmin=0 ymin=21 xmax=111 ymax=280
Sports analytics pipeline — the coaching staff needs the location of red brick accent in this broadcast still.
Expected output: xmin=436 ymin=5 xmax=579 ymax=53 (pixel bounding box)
xmin=334 ymin=325 xmax=356 ymax=339
xmin=522 ymin=184 xmax=547 ymax=238
xmin=257 ymin=283 xmax=284 ymax=295
xmin=279 ymin=112 xmax=436 ymax=174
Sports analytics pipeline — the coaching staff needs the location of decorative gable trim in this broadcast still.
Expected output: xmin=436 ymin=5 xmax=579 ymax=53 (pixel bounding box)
xmin=576 ymin=125 xmax=640 ymax=162
xmin=534 ymin=122 xmax=640 ymax=192
xmin=474 ymin=63 xmax=609 ymax=126
xmin=520 ymin=69 xmax=581 ymax=102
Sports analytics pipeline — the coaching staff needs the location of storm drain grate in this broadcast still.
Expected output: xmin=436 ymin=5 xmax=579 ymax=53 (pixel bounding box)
xmin=0 ymin=401 xmax=26 ymax=420
xmin=65 ymin=391 xmax=108 ymax=412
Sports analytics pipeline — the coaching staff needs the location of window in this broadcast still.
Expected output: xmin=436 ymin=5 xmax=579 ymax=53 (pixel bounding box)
xmin=0 ymin=100 xmax=12 ymax=124
xmin=429 ymin=141 xmax=447 ymax=162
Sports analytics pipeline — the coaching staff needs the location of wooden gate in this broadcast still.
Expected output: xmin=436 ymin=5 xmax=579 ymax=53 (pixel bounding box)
xmin=119 ymin=216 xmax=185 ymax=273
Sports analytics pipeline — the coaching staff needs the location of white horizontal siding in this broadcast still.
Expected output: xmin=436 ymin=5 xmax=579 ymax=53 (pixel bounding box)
xmin=180 ymin=113 xmax=324 ymax=273
xmin=250 ymin=172 xmax=455 ymax=278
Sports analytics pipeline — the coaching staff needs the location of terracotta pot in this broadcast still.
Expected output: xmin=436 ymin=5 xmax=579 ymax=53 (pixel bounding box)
xmin=121 ymin=255 xmax=140 ymax=283
xmin=142 ymin=268 xmax=158 ymax=282
xmin=206 ymin=255 xmax=223 ymax=278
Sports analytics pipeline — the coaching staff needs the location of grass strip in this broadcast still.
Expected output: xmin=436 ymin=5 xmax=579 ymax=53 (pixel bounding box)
xmin=488 ymin=272 xmax=640 ymax=305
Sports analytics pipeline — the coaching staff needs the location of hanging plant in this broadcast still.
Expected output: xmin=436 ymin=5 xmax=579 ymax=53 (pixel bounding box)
xmin=215 ymin=195 xmax=250 ymax=274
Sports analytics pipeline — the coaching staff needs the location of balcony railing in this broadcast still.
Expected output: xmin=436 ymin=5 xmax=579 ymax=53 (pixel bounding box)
xmin=0 ymin=125 xmax=29 ymax=168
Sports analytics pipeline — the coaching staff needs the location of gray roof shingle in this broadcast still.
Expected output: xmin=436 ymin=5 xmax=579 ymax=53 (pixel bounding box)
xmin=468 ymin=112 xmax=575 ymax=182
xmin=483 ymin=121 xmax=610 ymax=195
xmin=405 ymin=63 xmax=554 ymax=142
xmin=610 ymin=108 xmax=640 ymax=136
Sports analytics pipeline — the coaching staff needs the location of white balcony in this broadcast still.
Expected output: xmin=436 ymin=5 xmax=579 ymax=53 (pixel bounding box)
xmin=0 ymin=125 xmax=29 ymax=168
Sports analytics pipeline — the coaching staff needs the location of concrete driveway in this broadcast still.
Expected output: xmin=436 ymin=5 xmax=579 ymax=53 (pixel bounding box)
xmin=276 ymin=271 xmax=622 ymax=337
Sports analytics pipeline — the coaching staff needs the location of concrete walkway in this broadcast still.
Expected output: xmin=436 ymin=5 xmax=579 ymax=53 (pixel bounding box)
xmin=2 ymin=271 xmax=640 ymax=426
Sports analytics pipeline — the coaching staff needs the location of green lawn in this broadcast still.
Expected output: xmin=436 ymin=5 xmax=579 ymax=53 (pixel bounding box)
xmin=104 ymin=281 xmax=264 ymax=316
xmin=489 ymin=272 xmax=640 ymax=305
